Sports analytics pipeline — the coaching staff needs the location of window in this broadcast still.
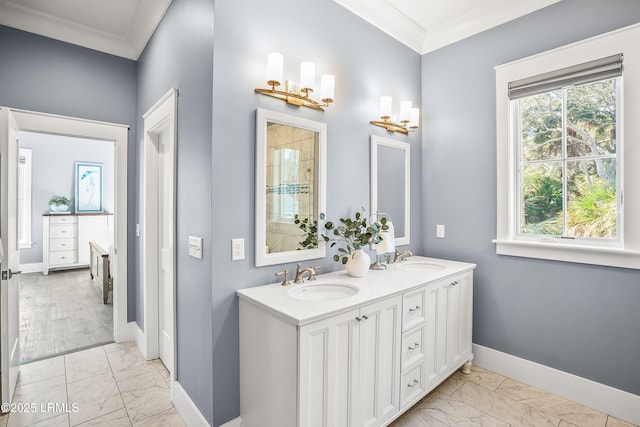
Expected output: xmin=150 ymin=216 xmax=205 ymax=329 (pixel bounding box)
xmin=18 ymin=148 xmax=33 ymax=249
xmin=494 ymin=24 xmax=640 ymax=269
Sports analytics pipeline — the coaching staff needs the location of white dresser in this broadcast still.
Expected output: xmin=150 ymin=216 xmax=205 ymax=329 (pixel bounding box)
xmin=42 ymin=214 xmax=113 ymax=275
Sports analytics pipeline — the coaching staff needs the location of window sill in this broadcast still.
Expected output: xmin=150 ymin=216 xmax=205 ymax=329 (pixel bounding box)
xmin=492 ymin=239 xmax=640 ymax=270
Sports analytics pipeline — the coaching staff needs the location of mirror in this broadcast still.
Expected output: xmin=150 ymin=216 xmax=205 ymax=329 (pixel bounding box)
xmin=371 ymin=135 xmax=410 ymax=246
xmin=255 ymin=108 xmax=326 ymax=266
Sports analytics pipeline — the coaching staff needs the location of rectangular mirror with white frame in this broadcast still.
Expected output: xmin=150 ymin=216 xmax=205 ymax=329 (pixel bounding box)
xmin=255 ymin=108 xmax=327 ymax=266
xmin=371 ymin=135 xmax=410 ymax=246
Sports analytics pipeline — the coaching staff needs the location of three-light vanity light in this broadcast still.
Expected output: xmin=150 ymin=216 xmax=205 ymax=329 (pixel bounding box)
xmin=255 ymin=52 xmax=335 ymax=111
xmin=370 ymin=96 xmax=420 ymax=135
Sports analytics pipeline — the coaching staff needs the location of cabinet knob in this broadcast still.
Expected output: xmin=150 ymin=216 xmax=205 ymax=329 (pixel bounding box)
xmin=408 ymin=343 xmax=420 ymax=351
xmin=407 ymin=379 xmax=419 ymax=388
xmin=356 ymin=316 xmax=362 ymax=322
xmin=408 ymin=305 xmax=421 ymax=312
xmin=362 ymin=315 xmax=368 ymax=320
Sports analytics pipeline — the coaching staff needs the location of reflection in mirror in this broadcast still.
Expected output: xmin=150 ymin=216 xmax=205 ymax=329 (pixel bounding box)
xmin=371 ymin=135 xmax=410 ymax=246
xmin=256 ymin=109 xmax=326 ymax=266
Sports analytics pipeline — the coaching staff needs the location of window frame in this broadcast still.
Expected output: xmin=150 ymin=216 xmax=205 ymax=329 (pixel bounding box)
xmin=18 ymin=147 xmax=33 ymax=249
xmin=494 ymin=23 xmax=640 ymax=269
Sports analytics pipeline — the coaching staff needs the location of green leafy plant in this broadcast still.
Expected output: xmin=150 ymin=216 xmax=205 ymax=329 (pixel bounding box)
xmin=296 ymin=209 xmax=388 ymax=264
xmin=48 ymin=195 xmax=70 ymax=206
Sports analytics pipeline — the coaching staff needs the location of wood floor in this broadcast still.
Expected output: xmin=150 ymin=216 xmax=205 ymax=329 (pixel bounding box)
xmin=19 ymin=269 xmax=113 ymax=363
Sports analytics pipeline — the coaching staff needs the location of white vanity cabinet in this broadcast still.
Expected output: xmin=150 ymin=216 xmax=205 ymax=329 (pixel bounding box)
xmin=238 ymin=257 xmax=475 ymax=427
xmin=399 ymin=272 xmax=473 ymax=410
xmin=299 ymin=295 xmax=401 ymax=427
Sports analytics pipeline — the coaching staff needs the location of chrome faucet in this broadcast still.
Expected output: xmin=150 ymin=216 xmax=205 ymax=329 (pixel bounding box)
xmin=294 ymin=263 xmax=322 ymax=284
xmin=393 ymin=249 xmax=413 ymax=263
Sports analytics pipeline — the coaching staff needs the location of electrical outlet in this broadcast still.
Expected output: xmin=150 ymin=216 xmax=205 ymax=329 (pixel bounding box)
xmin=232 ymin=238 xmax=245 ymax=261
xmin=436 ymin=224 xmax=445 ymax=239
xmin=188 ymin=236 xmax=203 ymax=259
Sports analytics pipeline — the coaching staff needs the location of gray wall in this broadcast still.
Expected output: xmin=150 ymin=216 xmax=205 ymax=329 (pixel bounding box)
xmin=19 ymin=132 xmax=115 ymax=264
xmin=0 ymin=25 xmax=138 ymax=321
xmin=211 ymin=0 xmax=422 ymax=424
xmin=135 ymin=0 xmax=214 ymax=422
xmin=422 ymin=0 xmax=640 ymax=396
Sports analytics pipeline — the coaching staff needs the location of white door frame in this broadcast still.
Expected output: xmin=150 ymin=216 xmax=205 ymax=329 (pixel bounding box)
xmin=9 ymin=108 xmax=130 ymax=342
xmin=142 ymin=88 xmax=177 ymax=379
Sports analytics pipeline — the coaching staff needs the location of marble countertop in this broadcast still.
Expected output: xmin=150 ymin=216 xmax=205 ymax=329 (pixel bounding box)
xmin=237 ymin=256 xmax=476 ymax=326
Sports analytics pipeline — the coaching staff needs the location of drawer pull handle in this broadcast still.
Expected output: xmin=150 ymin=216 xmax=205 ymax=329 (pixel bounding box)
xmin=407 ymin=379 xmax=419 ymax=388
xmin=451 ymin=280 xmax=458 ymax=286
xmin=408 ymin=305 xmax=421 ymax=312
xmin=408 ymin=343 xmax=420 ymax=350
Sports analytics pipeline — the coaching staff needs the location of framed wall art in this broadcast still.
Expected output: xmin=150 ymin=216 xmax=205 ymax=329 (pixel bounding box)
xmin=75 ymin=161 xmax=103 ymax=213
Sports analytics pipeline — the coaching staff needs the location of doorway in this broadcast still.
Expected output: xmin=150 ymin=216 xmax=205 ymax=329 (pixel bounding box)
xmin=1 ymin=107 xmax=129 ymax=405
xmin=142 ymin=89 xmax=177 ymax=380
xmin=18 ymin=131 xmax=115 ymax=362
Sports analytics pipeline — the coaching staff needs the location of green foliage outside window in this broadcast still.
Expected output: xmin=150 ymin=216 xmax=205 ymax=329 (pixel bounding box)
xmin=518 ymin=78 xmax=618 ymax=239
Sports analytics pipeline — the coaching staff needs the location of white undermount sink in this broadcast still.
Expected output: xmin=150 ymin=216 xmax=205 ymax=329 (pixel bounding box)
xmin=289 ymin=283 xmax=360 ymax=301
xmin=396 ymin=261 xmax=446 ymax=271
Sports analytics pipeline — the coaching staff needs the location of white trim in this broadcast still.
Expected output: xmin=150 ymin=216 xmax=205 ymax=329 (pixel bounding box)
xmin=473 ymin=344 xmax=640 ymax=426
xmin=370 ymin=135 xmax=410 ymax=247
xmin=18 ymin=263 xmax=42 ymax=274
xmin=8 ymin=108 xmax=129 ymax=342
xmin=494 ymin=23 xmax=640 ymax=269
xmin=220 ymin=417 xmax=243 ymax=427
xmin=130 ymin=320 xmax=147 ymax=357
xmin=174 ymin=381 xmax=212 ymax=427
xmin=142 ymin=89 xmax=177 ymax=382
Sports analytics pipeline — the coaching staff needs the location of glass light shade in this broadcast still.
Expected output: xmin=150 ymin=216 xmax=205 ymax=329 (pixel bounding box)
xmin=400 ymin=101 xmax=412 ymax=122
xmin=266 ymin=52 xmax=283 ymax=86
xmin=300 ymin=62 xmax=316 ymax=92
xmin=409 ymin=108 xmax=420 ymax=128
xmin=320 ymin=74 xmax=335 ymax=102
xmin=380 ymin=96 xmax=392 ymax=118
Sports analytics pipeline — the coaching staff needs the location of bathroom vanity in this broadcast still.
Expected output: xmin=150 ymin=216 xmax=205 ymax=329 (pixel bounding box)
xmin=237 ymin=256 xmax=475 ymax=427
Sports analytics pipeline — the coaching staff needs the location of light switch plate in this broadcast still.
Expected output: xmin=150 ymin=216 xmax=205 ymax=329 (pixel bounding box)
xmin=436 ymin=224 xmax=445 ymax=239
xmin=188 ymin=236 xmax=203 ymax=259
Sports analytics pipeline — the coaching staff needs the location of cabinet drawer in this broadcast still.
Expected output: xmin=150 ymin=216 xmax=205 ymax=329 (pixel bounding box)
xmin=50 ymin=224 xmax=77 ymax=238
xmin=50 ymin=238 xmax=77 ymax=252
xmin=49 ymin=251 xmax=78 ymax=265
xmin=49 ymin=216 xmax=77 ymax=224
xmin=401 ymin=363 xmax=424 ymax=408
xmin=401 ymin=326 xmax=425 ymax=371
xmin=403 ymin=289 xmax=425 ymax=331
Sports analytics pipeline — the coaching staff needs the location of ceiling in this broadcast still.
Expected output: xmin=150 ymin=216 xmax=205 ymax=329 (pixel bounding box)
xmin=0 ymin=0 xmax=173 ymax=60
xmin=0 ymin=0 xmax=561 ymax=60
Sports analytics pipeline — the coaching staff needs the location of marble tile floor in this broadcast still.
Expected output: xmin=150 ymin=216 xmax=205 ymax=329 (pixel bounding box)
xmin=390 ymin=365 xmax=637 ymax=427
xmin=0 ymin=341 xmax=186 ymax=427
xmin=20 ymin=269 xmax=113 ymax=363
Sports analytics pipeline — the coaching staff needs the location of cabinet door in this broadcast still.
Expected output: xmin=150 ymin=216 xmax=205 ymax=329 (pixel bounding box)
xmin=444 ymin=273 xmax=473 ymax=372
xmin=359 ymin=295 xmax=402 ymax=427
xmin=299 ymin=308 xmax=360 ymax=427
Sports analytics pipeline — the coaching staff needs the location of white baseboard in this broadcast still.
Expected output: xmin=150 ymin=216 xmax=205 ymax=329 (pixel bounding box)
xmin=472 ymin=344 xmax=640 ymax=425
xmin=174 ymin=381 xmax=211 ymax=427
xmin=130 ymin=320 xmax=148 ymax=357
xmin=19 ymin=263 xmax=43 ymax=273
xmin=219 ymin=417 xmax=243 ymax=427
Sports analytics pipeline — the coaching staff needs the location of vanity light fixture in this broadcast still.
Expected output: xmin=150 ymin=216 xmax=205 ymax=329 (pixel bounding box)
xmin=370 ymin=96 xmax=420 ymax=135
xmin=255 ymin=52 xmax=335 ymax=111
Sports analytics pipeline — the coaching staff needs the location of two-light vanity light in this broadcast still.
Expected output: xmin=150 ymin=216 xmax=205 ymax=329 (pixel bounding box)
xmin=255 ymin=53 xmax=335 ymax=111
xmin=370 ymin=96 xmax=420 ymax=135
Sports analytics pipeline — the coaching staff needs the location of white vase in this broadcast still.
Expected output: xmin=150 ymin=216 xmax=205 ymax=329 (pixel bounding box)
xmin=345 ymin=249 xmax=371 ymax=278
xmin=50 ymin=204 xmax=69 ymax=212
